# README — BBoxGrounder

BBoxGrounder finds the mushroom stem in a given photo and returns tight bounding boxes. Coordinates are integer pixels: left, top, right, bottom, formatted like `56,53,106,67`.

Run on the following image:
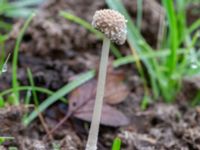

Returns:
86,37,110,150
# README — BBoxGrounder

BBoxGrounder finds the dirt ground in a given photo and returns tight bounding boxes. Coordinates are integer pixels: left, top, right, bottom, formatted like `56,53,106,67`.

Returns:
0,0,200,149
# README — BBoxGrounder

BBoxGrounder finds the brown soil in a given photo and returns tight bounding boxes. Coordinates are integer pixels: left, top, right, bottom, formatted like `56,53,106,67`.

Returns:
0,0,200,150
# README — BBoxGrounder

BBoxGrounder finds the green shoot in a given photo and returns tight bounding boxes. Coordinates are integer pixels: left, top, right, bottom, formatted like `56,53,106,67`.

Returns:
112,137,121,150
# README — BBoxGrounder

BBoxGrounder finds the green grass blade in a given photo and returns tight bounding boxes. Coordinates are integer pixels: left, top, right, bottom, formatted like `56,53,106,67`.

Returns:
23,70,95,126
27,68,39,106
136,0,143,31
9,0,44,8
112,137,121,150
189,19,200,34
0,0,42,18
113,49,186,67
24,89,31,105
5,8,36,18
0,42,5,74
12,13,35,105
176,0,187,45
162,0,178,74
22,90,32,120
0,86,67,102
0,34,9,43
60,11,101,37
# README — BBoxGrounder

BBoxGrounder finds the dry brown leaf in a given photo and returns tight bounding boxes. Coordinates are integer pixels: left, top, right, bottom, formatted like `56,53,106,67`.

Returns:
74,100,129,127
105,70,129,104
68,68,129,127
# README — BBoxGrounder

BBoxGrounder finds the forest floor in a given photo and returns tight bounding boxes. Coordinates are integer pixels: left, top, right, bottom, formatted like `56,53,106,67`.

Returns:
0,0,200,149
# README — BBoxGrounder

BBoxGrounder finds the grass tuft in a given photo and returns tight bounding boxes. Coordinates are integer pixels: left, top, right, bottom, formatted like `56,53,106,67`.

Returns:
11,13,35,105
106,0,200,103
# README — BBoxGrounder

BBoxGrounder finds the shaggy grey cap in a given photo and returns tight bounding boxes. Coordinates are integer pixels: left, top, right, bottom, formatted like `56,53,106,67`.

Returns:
92,9,127,45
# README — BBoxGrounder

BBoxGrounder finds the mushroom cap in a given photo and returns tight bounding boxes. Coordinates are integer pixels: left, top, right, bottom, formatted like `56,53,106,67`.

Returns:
92,9,127,45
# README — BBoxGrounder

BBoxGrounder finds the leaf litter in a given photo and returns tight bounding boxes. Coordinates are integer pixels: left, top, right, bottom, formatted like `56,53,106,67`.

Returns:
1,0,200,149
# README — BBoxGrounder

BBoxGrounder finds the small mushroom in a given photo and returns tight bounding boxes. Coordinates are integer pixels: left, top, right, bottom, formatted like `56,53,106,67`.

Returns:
86,9,127,150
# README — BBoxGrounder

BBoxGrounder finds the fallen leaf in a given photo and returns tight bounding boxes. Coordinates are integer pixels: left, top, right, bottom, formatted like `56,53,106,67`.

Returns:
68,68,129,127
105,70,129,104
74,100,129,127
69,79,97,113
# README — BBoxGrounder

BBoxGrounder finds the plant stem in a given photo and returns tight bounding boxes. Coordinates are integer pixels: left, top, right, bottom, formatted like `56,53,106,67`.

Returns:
86,37,110,150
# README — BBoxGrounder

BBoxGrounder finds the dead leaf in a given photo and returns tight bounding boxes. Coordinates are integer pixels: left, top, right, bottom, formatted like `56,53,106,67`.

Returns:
68,68,129,127
69,79,96,113
74,100,129,127
105,70,129,104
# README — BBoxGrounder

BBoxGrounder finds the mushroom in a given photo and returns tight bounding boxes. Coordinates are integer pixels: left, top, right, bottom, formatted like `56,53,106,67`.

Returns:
86,9,127,150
